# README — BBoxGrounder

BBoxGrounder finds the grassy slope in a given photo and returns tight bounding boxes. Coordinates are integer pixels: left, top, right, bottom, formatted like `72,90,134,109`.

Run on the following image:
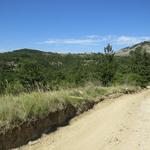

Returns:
0,84,140,131
116,41,150,56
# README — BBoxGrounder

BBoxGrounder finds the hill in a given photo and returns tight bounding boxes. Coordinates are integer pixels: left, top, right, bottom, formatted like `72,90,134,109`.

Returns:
116,41,150,56
0,45,150,95
0,48,105,94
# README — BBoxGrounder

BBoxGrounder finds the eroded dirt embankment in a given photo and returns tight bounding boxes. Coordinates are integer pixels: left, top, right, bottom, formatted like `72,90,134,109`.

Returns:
0,100,97,150
0,104,76,150
20,89,150,150
0,89,139,150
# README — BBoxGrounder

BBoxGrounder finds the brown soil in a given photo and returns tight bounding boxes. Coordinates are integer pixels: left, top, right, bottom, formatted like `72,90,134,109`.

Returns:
0,89,139,150
0,104,77,150
20,89,150,150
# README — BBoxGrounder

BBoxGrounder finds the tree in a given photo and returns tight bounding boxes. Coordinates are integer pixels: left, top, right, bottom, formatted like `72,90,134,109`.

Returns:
100,44,116,86
18,61,46,91
129,47,150,87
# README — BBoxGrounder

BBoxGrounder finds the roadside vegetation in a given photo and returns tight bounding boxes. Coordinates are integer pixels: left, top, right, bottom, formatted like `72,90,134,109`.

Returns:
0,44,150,131
0,84,140,131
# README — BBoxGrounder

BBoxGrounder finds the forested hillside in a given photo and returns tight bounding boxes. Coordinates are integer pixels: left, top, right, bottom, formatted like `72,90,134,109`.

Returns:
0,45,150,95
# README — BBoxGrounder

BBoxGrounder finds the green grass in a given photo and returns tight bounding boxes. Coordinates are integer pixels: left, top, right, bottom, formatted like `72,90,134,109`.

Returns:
0,84,139,130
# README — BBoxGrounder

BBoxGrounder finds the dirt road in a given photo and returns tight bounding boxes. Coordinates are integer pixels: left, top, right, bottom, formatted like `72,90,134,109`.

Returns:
19,89,150,150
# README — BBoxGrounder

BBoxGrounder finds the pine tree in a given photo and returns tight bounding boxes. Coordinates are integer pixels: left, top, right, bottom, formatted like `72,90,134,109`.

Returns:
101,44,116,86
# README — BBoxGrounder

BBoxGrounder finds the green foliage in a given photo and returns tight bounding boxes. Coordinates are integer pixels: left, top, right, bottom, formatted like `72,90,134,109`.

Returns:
113,72,141,86
129,47,150,87
0,49,103,94
5,81,25,95
0,85,138,128
0,45,150,95
100,44,116,86
18,61,46,91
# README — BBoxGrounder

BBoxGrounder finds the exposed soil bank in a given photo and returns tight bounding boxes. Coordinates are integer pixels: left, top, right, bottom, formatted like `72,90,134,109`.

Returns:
0,89,141,150
0,104,77,150
0,101,97,150
20,89,150,150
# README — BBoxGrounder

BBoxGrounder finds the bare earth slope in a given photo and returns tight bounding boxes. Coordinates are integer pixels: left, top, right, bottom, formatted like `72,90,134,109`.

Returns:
19,89,150,150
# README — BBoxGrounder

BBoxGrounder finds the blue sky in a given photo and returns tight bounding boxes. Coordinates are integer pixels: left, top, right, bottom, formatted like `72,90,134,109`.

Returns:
0,0,150,53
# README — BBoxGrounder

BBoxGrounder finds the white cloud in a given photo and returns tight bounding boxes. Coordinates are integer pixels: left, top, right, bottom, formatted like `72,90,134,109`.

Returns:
41,35,150,46
115,36,139,45
86,35,100,39
113,36,150,45
44,38,98,45
41,35,107,46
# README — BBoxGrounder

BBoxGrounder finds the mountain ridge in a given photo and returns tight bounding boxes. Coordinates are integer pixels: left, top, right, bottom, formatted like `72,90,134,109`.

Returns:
116,41,150,56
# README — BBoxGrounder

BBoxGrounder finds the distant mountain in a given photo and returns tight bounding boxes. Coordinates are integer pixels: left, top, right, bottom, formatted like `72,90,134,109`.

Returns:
116,41,150,56
13,48,43,54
